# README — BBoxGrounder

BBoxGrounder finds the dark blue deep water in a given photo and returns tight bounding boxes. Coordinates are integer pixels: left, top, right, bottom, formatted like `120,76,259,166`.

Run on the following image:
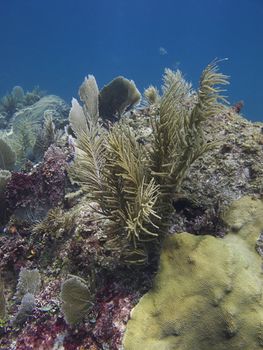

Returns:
0,0,263,121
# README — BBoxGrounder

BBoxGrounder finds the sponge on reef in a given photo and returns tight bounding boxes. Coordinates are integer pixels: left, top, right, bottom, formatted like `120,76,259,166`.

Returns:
123,196,263,350
99,76,141,120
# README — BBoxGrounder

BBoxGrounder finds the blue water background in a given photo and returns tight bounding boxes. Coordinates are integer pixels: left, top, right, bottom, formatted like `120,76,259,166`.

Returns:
0,0,262,121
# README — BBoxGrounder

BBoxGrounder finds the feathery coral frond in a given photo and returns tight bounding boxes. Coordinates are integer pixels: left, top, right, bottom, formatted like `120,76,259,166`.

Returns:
150,60,229,234
106,122,160,245
69,98,88,136
79,75,99,124
191,59,229,122
70,61,229,264
69,125,106,201
69,76,106,201
162,68,193,97
144,85,160,105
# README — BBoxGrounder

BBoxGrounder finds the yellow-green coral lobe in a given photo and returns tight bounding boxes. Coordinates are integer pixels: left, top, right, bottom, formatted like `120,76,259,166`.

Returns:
123,196,263,349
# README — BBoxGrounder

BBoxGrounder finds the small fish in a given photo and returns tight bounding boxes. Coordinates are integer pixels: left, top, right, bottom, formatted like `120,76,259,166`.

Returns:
159,47,168,55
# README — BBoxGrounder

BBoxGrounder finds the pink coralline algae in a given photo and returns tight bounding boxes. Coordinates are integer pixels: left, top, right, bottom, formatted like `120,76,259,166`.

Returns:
15,317,67,350
0,235,31,276
9,281,138,350
61,281,138,350
5,171,41,210
41,145,68,206
91,282,138,349
6,145,68,215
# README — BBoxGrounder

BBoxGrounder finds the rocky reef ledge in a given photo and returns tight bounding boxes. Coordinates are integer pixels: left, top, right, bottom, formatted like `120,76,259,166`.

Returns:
0,83,263,350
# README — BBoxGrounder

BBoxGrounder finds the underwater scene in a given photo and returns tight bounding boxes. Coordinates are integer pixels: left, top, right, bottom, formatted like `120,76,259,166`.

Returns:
0,0,263,349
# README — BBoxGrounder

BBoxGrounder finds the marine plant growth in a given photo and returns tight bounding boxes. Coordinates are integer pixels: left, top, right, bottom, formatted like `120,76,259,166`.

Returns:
13,268,41,325
69,61,229,264
98,76,141,120
60,275,96,325
0,85,44,121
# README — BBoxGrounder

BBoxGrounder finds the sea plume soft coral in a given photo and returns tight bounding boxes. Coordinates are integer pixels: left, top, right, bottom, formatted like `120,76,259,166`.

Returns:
69,61,229,264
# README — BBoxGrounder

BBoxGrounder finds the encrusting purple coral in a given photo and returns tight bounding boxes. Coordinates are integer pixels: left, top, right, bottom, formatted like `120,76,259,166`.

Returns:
0,278,138,350
41,145,68,206
0,235,31,278
5,171,42,210
6,145,68,218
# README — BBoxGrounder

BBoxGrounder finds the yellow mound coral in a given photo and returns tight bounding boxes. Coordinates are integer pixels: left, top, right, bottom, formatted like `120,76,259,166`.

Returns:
123,196,263,349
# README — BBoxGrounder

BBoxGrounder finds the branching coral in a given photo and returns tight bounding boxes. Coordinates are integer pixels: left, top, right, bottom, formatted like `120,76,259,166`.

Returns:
69,61,228,264
69,79,160,263
150,61,228,234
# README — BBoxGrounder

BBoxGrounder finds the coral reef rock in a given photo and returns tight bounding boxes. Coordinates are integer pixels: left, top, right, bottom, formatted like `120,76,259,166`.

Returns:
12,95,69,130
123,196,263,350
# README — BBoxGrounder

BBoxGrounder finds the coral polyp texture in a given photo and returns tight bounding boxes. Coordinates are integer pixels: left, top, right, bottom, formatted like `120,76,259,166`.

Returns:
123,196,263,350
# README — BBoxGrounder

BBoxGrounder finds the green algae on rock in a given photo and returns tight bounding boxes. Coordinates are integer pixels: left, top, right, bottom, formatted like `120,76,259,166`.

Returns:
123,196,263,350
